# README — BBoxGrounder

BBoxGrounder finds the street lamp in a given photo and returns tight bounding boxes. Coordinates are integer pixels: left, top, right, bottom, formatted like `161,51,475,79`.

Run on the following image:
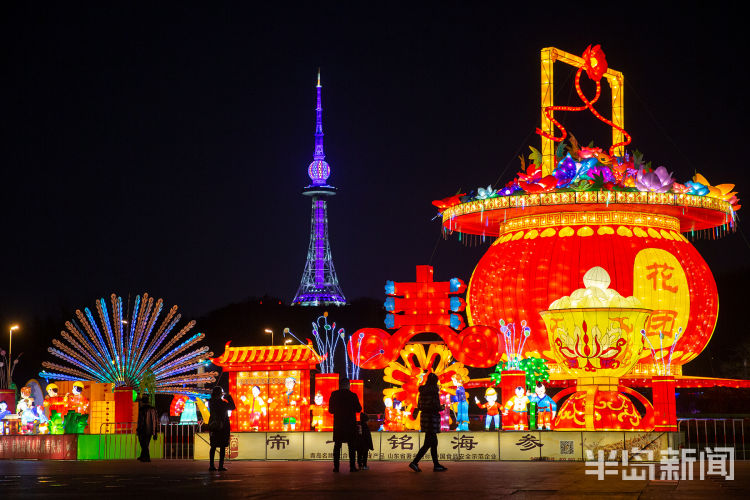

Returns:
8,325,19,383
264,328,274,346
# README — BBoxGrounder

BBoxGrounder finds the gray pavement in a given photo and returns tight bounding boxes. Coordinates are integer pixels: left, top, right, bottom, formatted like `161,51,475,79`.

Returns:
0,459,748,499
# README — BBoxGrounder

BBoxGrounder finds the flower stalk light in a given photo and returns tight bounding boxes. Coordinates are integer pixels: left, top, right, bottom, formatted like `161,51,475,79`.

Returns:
309,312,369,379
311,312,346,374
39,293,218,394
640,327,683,376
499,319,531,370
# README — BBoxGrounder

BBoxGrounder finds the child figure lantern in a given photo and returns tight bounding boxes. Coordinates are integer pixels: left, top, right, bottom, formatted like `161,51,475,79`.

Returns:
475,387,501,431
503,386,530,430
310,391,328,431
17,386,43,434
528,381,557,430
392,400,405,431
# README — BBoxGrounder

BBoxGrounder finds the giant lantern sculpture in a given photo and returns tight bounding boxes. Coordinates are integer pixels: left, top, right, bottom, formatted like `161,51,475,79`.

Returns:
351,45,743,433
437,45,739,431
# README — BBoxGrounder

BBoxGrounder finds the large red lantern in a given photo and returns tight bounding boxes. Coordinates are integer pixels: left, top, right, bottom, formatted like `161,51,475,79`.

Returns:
444,192,732,374
466,206,719,370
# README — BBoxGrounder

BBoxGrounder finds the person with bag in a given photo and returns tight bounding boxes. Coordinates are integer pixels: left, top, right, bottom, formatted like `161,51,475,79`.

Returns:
136,393,159,462
327,378,362,472
208,385,235,471
409,373,447,472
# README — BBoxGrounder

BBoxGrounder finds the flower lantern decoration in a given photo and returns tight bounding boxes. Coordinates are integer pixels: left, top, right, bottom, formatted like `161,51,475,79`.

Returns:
383,343,469,430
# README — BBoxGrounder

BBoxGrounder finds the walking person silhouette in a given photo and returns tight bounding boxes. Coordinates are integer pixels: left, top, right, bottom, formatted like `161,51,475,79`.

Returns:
409,373,447,472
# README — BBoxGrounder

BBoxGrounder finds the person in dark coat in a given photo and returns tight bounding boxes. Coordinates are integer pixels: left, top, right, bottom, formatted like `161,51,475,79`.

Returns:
327,378,362,472
136,394,158,462
208,385,236,471
409,373,447,472
355,412,374,470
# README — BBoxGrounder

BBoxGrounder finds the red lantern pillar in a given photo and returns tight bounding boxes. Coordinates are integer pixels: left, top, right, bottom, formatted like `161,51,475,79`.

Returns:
350,380,364,411
314,373,338,431
500,370,526,430
315,373,339,403
114,387,134,433
652,376,677,431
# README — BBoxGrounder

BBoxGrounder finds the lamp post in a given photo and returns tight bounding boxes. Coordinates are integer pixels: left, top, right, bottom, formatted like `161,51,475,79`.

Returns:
264,328,274,346
8,325,19,383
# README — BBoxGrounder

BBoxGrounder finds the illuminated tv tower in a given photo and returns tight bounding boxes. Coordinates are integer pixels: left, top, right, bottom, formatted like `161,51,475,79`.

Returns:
292,71,346,306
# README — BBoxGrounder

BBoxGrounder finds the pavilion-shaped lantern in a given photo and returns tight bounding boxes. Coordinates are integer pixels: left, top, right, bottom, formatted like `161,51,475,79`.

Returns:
212,341,322,432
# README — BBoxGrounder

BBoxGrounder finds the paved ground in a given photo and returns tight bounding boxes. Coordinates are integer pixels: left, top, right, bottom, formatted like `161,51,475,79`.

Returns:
0,460,748,499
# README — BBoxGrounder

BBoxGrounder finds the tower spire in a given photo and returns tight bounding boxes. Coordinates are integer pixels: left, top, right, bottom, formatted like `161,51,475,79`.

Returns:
313,69,325,161
307,69,330,186
293,71,346,307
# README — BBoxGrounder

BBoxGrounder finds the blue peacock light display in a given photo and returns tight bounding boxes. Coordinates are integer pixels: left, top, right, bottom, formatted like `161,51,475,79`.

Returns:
40,293,217,394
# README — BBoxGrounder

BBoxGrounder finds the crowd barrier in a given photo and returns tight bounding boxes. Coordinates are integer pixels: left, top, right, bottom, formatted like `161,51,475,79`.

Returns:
3,418,747,461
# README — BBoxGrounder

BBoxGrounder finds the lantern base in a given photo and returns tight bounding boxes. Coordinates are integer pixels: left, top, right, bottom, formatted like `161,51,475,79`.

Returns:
554,386,654,431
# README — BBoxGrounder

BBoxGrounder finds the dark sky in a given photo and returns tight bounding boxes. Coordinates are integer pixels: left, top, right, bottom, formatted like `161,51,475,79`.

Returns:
1,2,748,331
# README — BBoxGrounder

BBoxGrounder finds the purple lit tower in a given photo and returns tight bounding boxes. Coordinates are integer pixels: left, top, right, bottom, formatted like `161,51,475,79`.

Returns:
292,71,346,306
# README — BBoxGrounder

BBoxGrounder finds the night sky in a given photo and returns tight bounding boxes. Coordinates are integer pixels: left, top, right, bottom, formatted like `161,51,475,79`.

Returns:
1,4,749,378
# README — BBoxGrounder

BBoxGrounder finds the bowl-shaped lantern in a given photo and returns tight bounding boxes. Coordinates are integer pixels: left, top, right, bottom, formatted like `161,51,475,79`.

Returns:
539,267,654,430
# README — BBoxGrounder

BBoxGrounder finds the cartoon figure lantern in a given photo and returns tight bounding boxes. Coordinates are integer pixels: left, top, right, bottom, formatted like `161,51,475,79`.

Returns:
451,375,469,431
17,386,44,434
242,385,267,431
310,391,328,431
474,387,501,431
503,386,530,430
392,400,405,431
44,383,66,416
269,377,307,431
528,381,557,430
63,381,89,434
382,397,400,431
43,383,66,434
0,400,10,432
170,395,189,417
0,400,9,420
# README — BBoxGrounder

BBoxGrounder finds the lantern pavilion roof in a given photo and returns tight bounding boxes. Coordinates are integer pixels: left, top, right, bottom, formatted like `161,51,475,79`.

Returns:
211,341,323,371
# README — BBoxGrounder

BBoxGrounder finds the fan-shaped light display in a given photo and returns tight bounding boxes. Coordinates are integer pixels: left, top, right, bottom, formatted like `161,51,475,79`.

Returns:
40,293,217,394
